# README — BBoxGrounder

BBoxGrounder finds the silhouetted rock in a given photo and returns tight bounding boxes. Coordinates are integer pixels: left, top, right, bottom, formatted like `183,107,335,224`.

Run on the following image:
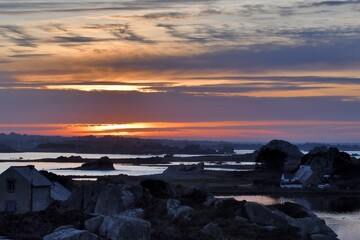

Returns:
200,223,225,240
163,162,204,176
166,199,193,221
43,225,98,240
244,202,288,227
118,208,144,219
76,157,115,170
94,185,135,215
140,179,175,199
0,179,340,240
64,182,104,212
311,233,338,240
84,216,104,235
99,215,151,240
256,140,304,172
302,147,354,176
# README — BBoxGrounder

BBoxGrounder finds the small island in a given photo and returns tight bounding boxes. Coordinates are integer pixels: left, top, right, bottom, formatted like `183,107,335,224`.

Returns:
75,156,115,170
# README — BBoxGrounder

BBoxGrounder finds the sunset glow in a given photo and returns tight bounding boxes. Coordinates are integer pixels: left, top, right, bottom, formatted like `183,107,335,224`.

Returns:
1,0,360,141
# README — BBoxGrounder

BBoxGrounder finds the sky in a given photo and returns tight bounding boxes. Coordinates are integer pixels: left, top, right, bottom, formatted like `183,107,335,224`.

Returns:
0,0,360,142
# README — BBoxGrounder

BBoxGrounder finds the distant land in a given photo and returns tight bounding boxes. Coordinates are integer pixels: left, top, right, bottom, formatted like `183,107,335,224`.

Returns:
0,133,360,154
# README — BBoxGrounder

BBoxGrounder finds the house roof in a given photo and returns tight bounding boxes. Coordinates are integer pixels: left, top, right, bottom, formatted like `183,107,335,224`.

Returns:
10,166,53,187
50,181,71,201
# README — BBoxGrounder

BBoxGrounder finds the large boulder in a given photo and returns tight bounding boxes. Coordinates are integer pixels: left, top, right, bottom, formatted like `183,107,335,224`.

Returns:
166,199,193,221
65,182,103,212
256,140,304,172
163,163,204,176
311,233,338,240
200,223,225,240
244,202,288,227
84,216,104,234
245,202,337,238
302,147,353,176
288,216,337,237
76,157,115,170
43,226,98,240
274,202,337,237
140,179,175,199
99,215,151,240
95,185,135,215
118,208,145,219
123,184,150,205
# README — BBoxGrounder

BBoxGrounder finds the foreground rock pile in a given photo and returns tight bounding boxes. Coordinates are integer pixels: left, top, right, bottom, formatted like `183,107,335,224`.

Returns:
0,179,338,240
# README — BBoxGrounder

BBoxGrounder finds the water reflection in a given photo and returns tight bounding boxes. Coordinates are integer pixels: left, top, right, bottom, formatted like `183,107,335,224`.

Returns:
219,195,360,240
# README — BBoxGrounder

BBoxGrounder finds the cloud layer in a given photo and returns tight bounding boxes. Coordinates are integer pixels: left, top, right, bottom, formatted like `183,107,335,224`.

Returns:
0,0,360,141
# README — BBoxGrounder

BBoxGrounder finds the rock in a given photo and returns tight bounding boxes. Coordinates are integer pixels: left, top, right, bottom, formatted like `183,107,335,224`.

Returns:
289,216,337,237
235,216,248,223
302,147,353,177
99,215,151,240
181,187,210,206
84,216,104,234
244,202,288,228
310,233,338,240
76,157,115,170
118,208,144,219
43,226,98,240
94,185,135,215
256,139,304,172
272,201,313,218
245,201,337,238
65,182,103,212
163,163,204,176
166,199,193,220
200,223,225,240
123,184,149,204
203,196,217,208
140,179,175,199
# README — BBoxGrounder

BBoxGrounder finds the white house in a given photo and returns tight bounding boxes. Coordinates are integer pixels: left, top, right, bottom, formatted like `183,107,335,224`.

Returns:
280,165,316,188
0,165,71,213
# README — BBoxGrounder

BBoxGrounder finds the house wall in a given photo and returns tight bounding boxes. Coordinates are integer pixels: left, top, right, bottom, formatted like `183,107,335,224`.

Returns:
32,186,52,211
0,169,31,213
0,168,52,213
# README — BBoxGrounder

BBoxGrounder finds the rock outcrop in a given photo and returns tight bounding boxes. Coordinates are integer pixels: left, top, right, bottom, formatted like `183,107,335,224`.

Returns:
84,216,104,235
166,199,193,221
76,157,115,170
140,179,175,199
200,223,225,240
256,139,304,172
94,185,135,215
244,202,289,227
43,226,98,240
302,147,353,176
99,215,151,240
163,162,204,176
0,179,339,240
245,201,337,238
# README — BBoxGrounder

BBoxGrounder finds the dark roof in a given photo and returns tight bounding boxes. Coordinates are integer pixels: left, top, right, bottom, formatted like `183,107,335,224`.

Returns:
9,166,52,187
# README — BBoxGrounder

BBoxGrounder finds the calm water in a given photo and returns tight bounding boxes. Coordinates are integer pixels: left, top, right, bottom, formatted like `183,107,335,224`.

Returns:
0,152,165,160
0,151,253,176
0,152,233,160
0,150,358,160
221,195,360,240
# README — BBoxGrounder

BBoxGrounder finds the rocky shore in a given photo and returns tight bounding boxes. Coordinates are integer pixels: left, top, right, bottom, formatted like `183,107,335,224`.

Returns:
0,178,338,240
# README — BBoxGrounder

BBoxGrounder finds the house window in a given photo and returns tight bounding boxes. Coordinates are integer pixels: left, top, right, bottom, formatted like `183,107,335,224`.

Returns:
7,179,16,192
